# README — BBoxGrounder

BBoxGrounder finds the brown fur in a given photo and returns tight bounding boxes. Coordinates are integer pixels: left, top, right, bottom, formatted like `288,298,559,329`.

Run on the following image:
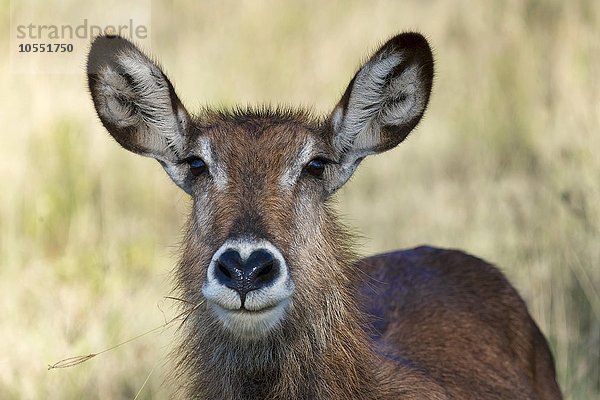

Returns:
86,33,562,399
168,111,561,399
360,247,562,399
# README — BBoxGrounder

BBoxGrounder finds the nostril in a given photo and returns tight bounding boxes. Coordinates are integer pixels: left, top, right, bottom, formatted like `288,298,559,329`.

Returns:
217,261,233,279
214,250,243,285
256,261,276,282
246,250,279,287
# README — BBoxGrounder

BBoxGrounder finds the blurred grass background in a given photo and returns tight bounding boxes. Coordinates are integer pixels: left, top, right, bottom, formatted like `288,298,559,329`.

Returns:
1,0,598,398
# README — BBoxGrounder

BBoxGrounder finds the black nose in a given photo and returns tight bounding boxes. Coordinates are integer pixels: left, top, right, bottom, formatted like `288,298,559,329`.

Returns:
214,249,279,306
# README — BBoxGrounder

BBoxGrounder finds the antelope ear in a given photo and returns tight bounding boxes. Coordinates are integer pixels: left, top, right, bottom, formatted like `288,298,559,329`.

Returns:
87,35,193,194
326,33,434,193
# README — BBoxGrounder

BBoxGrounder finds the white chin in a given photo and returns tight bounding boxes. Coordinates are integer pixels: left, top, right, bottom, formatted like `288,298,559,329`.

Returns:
209,300,289,339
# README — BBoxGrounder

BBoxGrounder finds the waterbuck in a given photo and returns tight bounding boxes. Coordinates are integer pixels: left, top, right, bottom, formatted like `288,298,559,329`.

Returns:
87,32,562,399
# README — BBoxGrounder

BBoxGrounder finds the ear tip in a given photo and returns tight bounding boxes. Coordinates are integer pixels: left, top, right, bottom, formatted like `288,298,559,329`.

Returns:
393,31,430,44
387,32,434,66
89,34,134,49
387,32,431,51
87,35,136,74
384,32,435,87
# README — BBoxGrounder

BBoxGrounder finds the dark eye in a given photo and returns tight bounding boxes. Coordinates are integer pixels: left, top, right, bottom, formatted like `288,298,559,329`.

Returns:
188,158,208,176
303,158,326,178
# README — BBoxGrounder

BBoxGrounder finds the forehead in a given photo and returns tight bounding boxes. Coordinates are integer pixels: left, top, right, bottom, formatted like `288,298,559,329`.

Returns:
188,108,329,164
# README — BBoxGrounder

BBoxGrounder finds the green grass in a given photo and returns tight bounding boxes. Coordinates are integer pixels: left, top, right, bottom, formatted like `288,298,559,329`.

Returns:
1,0,598,398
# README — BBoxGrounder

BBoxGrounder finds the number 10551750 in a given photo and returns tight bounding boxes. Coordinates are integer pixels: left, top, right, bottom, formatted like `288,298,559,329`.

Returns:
18,43,73,53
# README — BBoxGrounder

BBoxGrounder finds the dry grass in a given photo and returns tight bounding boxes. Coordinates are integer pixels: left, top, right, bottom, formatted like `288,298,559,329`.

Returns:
1,0,598,398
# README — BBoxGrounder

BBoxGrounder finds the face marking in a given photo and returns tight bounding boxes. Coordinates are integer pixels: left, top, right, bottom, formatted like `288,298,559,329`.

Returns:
202,238,295,339
209,298,291,340
197,137,228,189
279,137,316,189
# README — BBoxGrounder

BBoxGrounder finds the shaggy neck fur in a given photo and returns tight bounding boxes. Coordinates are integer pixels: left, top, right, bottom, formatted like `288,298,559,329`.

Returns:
172,213,384,400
